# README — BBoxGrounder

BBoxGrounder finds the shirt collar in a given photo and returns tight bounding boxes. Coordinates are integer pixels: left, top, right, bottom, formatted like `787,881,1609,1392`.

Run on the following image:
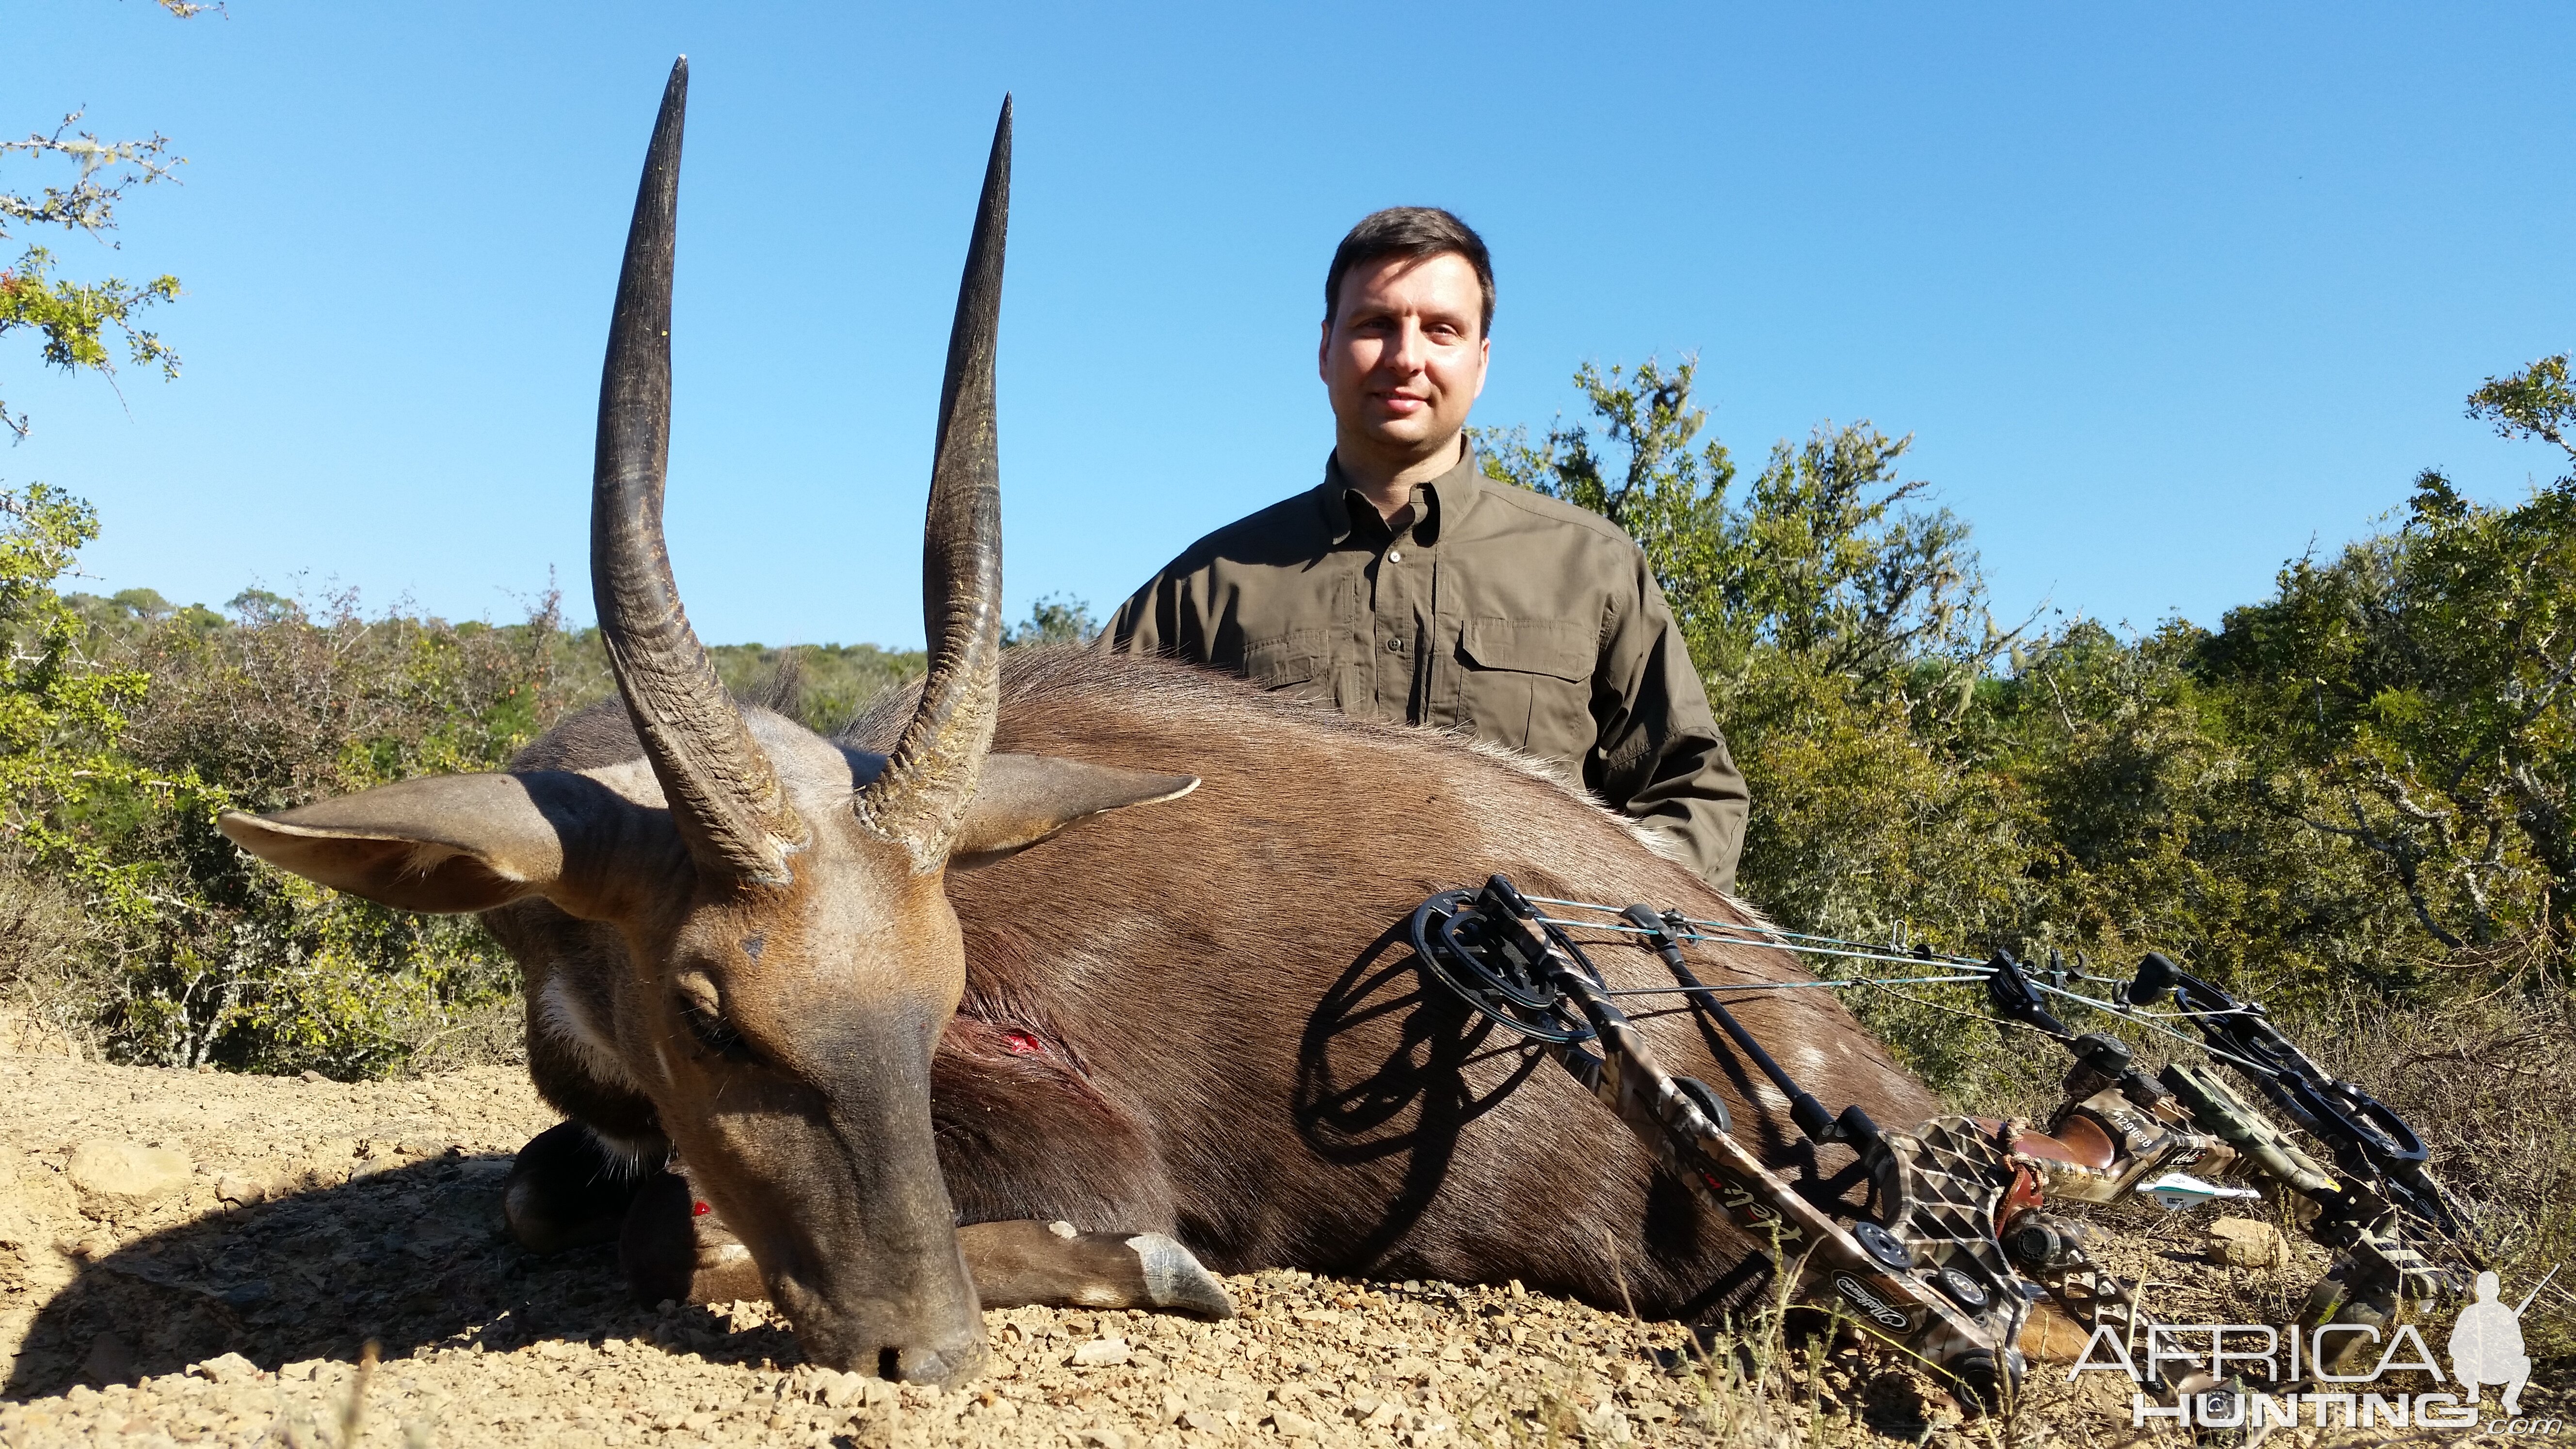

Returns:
1317,441,1483,547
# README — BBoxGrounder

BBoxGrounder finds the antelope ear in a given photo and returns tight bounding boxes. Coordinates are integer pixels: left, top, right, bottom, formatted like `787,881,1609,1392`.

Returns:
218,771,639,917
948,753,1199,870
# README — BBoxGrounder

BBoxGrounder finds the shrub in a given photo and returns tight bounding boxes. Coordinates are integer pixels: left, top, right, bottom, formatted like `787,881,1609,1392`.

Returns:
0,492,576,1075
1480,354,2576,1128
86,589,570,1074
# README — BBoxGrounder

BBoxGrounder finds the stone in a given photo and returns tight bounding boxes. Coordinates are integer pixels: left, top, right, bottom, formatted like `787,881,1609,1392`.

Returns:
217,1279,273,1310
1270,1409,1320,1439
818,1371,864,1408
306,1139,358,1188
2206,1217,2288,1268
81,1332,135,1385
1071,1336,1131,1367
187,1352,259,1386
1578,1403,1633,1442
64,1140,192,1217
1078,1430,1127,1449
214,1173,265,1207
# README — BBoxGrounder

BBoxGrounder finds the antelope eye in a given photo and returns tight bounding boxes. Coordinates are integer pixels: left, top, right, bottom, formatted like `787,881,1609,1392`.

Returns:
676,991,759,1065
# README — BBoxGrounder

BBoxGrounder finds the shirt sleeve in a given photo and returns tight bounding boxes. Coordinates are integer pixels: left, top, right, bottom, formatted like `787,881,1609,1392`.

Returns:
1587,548,1751,894
1100,566,1176,658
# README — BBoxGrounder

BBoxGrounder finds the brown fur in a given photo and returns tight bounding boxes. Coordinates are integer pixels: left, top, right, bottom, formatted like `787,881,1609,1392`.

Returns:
492,646,1939,1324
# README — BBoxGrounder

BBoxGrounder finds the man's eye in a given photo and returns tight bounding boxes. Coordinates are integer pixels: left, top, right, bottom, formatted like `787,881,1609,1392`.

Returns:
678,996,759,1064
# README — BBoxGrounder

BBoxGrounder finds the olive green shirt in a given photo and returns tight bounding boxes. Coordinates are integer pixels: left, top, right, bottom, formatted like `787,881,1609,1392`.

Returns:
1102,445,1749,892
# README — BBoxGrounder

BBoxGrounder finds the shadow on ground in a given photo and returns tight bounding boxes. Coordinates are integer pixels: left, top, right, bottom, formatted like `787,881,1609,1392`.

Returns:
3,1153,800,1400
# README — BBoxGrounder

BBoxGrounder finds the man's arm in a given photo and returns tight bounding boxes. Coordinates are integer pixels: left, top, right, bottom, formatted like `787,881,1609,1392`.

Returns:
1587,549,1751,895
1099,568,1177,657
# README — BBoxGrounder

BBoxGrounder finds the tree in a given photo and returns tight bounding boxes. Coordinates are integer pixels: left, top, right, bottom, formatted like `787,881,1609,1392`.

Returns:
1,2,209,439
0,483,167,906
1475,356,2001,716
1476,360,2030,993
2193,358,2576,955
1003,593,1099,647
1473,349,2566,1087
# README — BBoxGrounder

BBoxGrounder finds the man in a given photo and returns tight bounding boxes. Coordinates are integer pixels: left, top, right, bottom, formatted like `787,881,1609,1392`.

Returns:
1101,207,1749,892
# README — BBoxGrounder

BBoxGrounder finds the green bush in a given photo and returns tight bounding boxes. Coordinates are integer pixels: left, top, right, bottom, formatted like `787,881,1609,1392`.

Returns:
93,589,575,1074
0,502,944,1076
1479,353,2576,1092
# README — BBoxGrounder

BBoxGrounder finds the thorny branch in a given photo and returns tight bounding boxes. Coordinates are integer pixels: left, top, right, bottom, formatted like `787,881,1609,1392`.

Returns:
0,111,184,244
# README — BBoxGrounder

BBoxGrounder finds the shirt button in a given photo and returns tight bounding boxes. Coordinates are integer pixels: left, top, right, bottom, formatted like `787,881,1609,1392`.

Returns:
1386,637,1405,653
1386,548,1403,563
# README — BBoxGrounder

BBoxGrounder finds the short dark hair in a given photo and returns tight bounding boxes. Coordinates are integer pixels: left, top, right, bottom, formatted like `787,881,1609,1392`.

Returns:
1324,207,1495,338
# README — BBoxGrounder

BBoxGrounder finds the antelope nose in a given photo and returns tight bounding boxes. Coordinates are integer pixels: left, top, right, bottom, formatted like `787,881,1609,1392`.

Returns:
879,1328,988,1387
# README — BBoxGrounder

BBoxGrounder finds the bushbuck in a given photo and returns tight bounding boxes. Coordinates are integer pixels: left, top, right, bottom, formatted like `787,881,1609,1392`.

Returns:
220,61,1942,1386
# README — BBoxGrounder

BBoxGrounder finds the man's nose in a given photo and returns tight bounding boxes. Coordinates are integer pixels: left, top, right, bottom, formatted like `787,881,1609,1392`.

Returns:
1381,319,1428,373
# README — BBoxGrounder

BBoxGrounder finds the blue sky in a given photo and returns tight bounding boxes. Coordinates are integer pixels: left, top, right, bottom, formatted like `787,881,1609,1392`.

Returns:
8,3,2573,649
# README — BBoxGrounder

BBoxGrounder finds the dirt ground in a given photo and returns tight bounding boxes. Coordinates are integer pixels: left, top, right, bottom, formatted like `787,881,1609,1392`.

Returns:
0,1025,2551,1448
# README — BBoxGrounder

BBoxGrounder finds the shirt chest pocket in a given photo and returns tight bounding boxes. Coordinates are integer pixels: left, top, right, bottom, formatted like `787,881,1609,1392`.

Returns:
1454,617,1595,761
1240,629,1336,704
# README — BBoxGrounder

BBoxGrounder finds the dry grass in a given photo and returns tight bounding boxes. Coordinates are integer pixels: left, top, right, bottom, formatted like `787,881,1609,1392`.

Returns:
0,863,112,1060
2297,987,2576,1356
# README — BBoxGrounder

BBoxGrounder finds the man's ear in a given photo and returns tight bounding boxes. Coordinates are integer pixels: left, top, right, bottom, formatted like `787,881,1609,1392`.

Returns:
218,771,641,917
950,754,1199,870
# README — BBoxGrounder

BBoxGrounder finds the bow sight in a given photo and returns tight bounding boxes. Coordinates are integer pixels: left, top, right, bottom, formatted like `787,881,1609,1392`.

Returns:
1410,875,2488,1410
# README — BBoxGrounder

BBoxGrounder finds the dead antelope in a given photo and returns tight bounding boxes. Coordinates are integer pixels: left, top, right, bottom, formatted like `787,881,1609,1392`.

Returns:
222,61,1942,1386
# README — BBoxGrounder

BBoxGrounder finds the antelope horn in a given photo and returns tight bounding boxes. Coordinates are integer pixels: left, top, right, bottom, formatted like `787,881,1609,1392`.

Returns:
594,57,807,883
856,97,1011,871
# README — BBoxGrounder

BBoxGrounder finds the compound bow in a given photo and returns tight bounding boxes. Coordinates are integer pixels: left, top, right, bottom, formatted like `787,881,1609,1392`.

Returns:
1408,875,2491,1408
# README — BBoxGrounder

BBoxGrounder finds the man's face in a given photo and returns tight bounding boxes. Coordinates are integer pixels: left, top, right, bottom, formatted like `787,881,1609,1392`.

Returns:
1319,252,1490,460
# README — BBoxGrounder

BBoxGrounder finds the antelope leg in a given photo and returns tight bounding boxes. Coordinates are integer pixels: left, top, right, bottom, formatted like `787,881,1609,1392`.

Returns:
960,1219,1235,1319
619,1170,762,1306
502,1121,654,1255
617,1173,1233,1318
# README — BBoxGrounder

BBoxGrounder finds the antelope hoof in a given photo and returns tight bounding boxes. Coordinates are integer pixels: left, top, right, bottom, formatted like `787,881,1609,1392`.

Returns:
503,1122,650,1255
619,1170,764,1306
959,1220,1237,1319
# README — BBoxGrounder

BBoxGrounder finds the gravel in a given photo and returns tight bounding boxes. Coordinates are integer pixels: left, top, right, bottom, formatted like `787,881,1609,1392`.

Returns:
8,1032,2523,1447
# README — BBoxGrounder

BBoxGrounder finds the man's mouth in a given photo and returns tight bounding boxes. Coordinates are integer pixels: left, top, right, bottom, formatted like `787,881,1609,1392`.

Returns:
1375,393,1429,414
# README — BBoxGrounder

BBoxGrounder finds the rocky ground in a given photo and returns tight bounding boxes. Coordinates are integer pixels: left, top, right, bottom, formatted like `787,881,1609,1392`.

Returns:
0,1029,2552,1447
